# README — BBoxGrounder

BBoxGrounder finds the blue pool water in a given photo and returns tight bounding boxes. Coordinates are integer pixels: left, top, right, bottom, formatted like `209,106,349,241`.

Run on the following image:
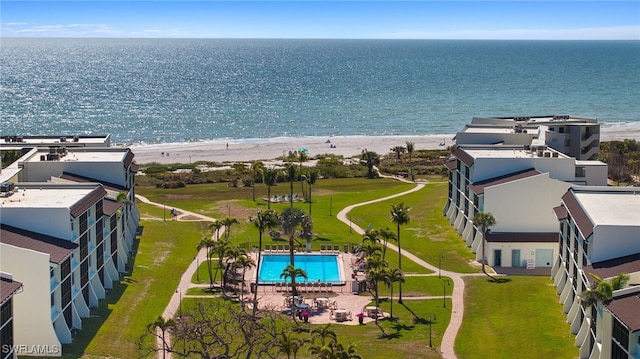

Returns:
258,254,342,284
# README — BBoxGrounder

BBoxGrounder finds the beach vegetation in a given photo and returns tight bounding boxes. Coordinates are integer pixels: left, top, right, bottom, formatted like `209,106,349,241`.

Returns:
390,203,411,304
360,150,381,178
599,139,640,185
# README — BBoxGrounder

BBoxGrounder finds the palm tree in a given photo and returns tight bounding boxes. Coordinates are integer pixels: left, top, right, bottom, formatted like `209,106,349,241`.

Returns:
386,268,404,319
211,238,232,288
581,272,630,307
378,228,396,262
390,203,411,304
197,237,216,287
360,150,380,178
333,342,362,359
303,169,319,216
249,209,279,318
390,146,406,160
250,161,264,202
280,264,307,297
280,207,308,266
285,162,297,207
276,330,305,359
209,220,223,240
148,316,175,359
262,167,279,210
473,211,496,276
232,253,255,304
298,151,308,195
309,325,338,356
406,141,415,180
366,265,390,324
222,217,239,239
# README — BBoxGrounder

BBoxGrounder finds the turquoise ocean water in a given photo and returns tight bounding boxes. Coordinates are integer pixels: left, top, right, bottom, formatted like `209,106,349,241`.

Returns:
1,39,638,144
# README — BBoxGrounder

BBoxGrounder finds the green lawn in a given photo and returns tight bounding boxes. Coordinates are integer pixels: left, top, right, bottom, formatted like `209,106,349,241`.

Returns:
68,177,577,358
456,276,577,359
64,206,205,358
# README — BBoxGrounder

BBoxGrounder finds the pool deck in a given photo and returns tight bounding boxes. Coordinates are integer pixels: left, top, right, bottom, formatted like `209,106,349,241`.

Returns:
243,251,383,325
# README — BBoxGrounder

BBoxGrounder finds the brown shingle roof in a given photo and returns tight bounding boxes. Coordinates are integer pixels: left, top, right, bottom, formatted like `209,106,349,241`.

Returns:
103,198,123,216
605,290,640,332
553,205,568,220
60,172,128,192
468,168,540,194
0,224,77,264
583,252,640,285
486,232,558,243
561,189,594,239
452,147,474,167
123,149,135,168
69,185,107,218
0,276,23,305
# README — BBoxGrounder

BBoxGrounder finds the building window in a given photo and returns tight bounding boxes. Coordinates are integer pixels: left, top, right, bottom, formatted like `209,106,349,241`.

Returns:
612,318,629,350
575,167,586,178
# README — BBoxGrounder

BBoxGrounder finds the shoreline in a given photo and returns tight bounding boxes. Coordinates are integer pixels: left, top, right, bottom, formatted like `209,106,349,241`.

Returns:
127,126,640,165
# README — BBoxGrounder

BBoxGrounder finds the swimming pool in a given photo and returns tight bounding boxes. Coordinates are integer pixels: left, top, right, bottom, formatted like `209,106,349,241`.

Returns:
258,254,343,284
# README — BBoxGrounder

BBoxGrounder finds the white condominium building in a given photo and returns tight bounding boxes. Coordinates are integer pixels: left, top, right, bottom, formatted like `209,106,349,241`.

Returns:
551,186,640,359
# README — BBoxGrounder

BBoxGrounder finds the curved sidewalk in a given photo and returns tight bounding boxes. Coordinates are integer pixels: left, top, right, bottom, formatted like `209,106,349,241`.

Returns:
335,179,463,359
140,175,466,359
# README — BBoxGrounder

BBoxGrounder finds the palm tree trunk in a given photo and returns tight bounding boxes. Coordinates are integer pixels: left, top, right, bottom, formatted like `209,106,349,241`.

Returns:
397,225,403,304
252,232,263,319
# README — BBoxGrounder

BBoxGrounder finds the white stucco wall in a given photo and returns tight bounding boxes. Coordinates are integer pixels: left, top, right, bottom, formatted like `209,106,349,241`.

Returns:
484,173,571,233
0,208,71,240
0,244,62,357
591,225,640,263
486,241,557,267
473,156,576,183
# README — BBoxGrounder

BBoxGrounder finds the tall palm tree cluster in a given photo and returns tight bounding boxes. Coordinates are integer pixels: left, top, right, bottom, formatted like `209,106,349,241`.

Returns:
355,203,411,320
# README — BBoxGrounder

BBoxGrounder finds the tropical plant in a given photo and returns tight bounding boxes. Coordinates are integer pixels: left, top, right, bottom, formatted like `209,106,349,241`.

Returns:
148,316,175,359
391,146,406,160
221,217,239,240
473,211,496,276
249,209,279,318
285,162,297,207
251,161,264,202
360,150,380,178
277,330,306,359
263,167,279,210
366,265,390,324
303,169,319,216
211,238,232,287
197,237,216,287
406,141,415,180
280,207,309,265
298,151,309,195
580,272,630,307
209,220,223,240
386,268,404,319
280,264,308,297
378,227,396,262
309,325,338,355
232,253,255,304
390,202,411,304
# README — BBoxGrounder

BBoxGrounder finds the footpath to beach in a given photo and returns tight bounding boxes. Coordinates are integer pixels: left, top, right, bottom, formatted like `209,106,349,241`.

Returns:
139,171,469,359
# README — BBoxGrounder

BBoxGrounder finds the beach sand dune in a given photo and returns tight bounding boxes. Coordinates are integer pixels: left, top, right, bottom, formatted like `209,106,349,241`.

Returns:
128,126,639,165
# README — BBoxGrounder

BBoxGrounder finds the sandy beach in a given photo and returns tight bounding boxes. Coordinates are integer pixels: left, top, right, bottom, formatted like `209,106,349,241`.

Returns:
128,126,640,165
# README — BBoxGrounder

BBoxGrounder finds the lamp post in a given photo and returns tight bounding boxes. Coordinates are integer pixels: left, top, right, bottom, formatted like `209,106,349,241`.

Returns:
429,314,437,347
443,279,450,308
163,203,166,222
176,288,182,318
439,254,443,279
329,196,333,216
196,256,200,282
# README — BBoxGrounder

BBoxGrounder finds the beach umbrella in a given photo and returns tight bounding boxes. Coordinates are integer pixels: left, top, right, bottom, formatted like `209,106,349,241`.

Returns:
299,147,308,153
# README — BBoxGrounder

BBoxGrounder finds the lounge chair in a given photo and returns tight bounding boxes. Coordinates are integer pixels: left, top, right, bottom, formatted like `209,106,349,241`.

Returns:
320,245,326,253
284,244,290,251
333,245,339,253
264,244,271,252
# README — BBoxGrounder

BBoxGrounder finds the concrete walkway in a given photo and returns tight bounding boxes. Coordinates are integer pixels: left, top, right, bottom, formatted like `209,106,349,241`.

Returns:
138,174,468,359
335,177,463,359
